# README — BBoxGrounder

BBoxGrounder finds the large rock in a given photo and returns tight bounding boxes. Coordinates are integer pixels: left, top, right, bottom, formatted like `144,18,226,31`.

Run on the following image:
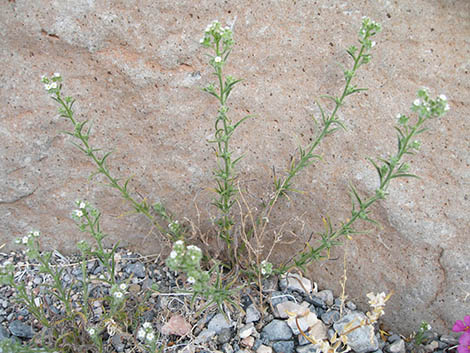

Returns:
0,0,468,335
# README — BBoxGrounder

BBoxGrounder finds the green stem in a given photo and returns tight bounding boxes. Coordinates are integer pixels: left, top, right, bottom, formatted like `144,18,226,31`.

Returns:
275,44,367,200
281,115,428,272
55,95,167,236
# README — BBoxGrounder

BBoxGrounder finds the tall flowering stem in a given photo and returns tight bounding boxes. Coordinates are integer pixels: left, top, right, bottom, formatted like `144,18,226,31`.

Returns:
273,17,382,199
279,89,449,272
41,74,169,238
201,21,250,246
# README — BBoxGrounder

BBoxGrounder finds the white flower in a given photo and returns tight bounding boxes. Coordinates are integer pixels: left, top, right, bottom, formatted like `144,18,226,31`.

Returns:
444,103,450,111
53,72,61,78
44,83,52,90
32,231,40,237
22,236,29,244
50,82,57,89
214,56,222,63
113,291,123,299
413,99,421,106
187,245,201,252
261,268,266,275
439,94,447,101
371,41,376,47
79,202,86,209
146,332,155,342
142,322,152,329
170,251,177,259
187,276,195,284
119,283,127,291
137,328,146,339
200,38,205,43
74,210,83,218
175,240,184,246
88,328,96,336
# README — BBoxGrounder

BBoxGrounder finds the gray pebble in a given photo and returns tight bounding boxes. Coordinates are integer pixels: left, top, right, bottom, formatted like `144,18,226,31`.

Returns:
305,295,326,309
388,339,405,353
0,326,9,340
111,333,125,352
316,290,334,306
334,312,378,353
195,329,216,344
125,262,146,278
320,310,340,325
8,320,34,338
296,345,317,353
217,327,232,344
208,313,232,334
245,304,261,323
439,335,458,345
262,320,293,341
273,340,294,353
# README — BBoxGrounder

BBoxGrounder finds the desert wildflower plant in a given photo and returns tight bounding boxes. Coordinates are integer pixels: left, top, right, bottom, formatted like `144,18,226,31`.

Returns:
453,316,470,353
0,17,453,352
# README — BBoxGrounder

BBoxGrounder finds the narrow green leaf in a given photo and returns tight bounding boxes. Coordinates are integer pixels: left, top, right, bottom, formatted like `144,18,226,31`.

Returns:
349,183,363,205
233,115,253,130
390,173,419,179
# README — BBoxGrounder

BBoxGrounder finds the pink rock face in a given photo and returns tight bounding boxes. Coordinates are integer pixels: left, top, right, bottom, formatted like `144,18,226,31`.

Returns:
0,0,469,336
161,315,192,337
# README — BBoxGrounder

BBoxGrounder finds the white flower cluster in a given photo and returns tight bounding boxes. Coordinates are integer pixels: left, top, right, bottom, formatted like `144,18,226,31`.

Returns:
358,17,381,51
414,94,450,112
199,20,234,51
412,89,450,118
168,220,181,234
87,327,97,336
260,260,273,276
15,230,40,245
360,17,382,37
111,283,128,301
168,241,203,267
41,73,61,92
137,322,156,343
72,199,95,221
166,240,208,289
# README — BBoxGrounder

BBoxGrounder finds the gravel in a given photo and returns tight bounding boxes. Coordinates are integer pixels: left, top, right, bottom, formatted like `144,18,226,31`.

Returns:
0,248,460,353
